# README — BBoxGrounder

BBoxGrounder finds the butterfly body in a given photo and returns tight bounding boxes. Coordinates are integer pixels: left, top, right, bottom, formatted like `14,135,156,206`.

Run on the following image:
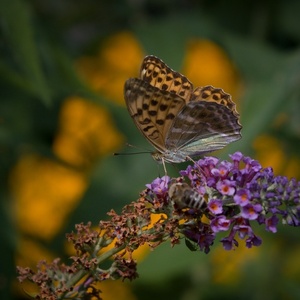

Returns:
124,55,242,164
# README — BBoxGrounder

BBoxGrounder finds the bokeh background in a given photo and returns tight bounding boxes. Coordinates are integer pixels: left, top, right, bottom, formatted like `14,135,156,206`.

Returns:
1,0,300,299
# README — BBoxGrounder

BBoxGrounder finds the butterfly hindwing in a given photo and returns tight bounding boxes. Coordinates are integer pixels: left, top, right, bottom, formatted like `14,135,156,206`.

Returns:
166,100,242,155
191,86,240,118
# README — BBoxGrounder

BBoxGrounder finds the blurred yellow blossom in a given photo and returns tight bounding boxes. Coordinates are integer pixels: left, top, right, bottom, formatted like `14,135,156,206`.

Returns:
183,39,241,100
76,31,144,103
93,280,137,300
283,245,300,279
253,135,285,173
15,238,55,270
77,34,240,107
11,96,123,241
253,134,300,178
211,239,259,285
53,96,123,169
10,154,87,239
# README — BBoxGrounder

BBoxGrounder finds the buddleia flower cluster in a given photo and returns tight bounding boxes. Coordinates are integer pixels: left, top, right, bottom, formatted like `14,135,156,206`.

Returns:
145,152,300,253
17,152,300,299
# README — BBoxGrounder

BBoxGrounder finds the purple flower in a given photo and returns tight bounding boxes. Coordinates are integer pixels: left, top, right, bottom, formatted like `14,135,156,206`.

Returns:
284,213,300,227
184,224,215,254
146,176,170,196
241,204,262,220
234,224,253,239
201,156,219,167
229,151,243,163
234,189,251,206
180,165,197,181
265,215,279,233
216,179,235,196
220,232,239,250
208,199,223,215
210,216,231,232
196,157,219,178
144,152,300,253
243,156,262,173
246,234,262,248
211,161,232,178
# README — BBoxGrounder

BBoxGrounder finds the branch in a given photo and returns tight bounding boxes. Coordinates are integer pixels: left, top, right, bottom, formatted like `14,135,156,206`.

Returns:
17,152,300,299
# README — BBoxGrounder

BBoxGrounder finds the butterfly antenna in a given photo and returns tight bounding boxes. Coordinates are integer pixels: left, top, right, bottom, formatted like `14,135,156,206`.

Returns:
113,151,151,156
125,143,152,152
113,143,152,156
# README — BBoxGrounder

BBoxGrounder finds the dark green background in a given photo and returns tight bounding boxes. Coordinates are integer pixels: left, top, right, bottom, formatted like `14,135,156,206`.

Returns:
1,0,300,299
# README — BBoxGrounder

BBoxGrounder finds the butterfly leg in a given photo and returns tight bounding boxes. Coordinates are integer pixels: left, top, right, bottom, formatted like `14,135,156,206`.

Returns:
186,156,207,183
162,158,168,176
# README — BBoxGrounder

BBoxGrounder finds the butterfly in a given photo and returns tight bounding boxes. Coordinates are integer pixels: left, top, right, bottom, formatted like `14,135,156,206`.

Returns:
124,55,242,168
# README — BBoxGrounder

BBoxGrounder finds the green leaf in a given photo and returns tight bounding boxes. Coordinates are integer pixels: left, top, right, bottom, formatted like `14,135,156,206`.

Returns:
0,0,51,105
185,238,198,252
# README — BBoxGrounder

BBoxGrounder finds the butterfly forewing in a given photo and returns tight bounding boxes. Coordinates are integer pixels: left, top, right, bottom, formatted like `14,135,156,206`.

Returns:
124,78,186,152
140,55,193,101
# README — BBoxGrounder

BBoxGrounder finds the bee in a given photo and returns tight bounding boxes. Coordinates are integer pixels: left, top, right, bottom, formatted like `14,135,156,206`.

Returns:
168,182,206,211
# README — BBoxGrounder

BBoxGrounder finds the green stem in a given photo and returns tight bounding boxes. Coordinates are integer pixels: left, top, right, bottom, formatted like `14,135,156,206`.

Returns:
96,244,126,264
59,244,126,299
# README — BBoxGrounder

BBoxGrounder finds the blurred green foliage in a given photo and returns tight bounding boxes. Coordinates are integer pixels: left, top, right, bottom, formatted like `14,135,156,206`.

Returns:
1,0,300,299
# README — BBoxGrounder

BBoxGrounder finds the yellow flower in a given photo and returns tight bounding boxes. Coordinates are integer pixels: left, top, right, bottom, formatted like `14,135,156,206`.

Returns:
253,134,300,178
53,96,124,169
210,239,259,285
10,154,87,240
283,245,300,279
76,31,144,104
183,39,241,100
92,280,137,300
77,33,240,108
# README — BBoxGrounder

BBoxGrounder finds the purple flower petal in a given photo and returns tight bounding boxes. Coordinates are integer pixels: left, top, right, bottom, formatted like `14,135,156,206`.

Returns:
241,204,262,220
234,189,251,207
216,180,236,196
208,199,223,215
